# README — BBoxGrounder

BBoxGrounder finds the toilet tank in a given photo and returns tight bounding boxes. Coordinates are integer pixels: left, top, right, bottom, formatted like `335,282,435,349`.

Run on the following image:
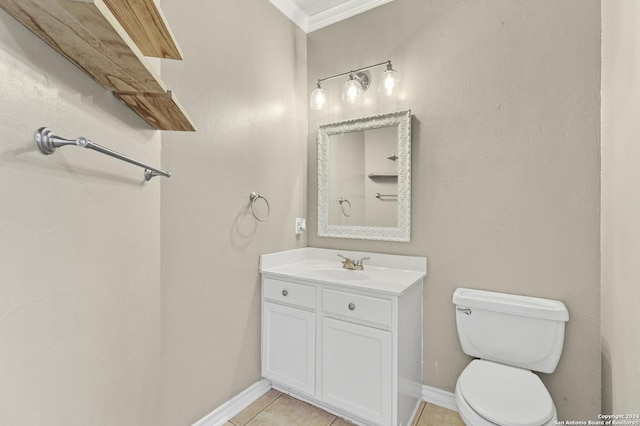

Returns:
453,288,569,374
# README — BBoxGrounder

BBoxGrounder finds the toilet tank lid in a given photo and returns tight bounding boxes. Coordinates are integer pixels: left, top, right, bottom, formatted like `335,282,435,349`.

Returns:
453,288,569,321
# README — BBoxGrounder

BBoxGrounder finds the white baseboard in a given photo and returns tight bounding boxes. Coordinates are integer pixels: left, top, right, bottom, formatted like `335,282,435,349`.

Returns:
192,380,457,426
422,384,458,412
192,379,272,426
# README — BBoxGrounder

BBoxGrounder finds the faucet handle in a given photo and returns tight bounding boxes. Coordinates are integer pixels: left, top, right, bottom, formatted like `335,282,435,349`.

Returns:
355,256,370,266
337,254,358,269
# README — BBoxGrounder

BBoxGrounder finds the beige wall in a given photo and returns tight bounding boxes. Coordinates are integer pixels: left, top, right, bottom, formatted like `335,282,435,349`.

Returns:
0,1,306,425
307,0,601,420
0,10,162,426
159,1,307,424
601,0,640,413
1,0,609,423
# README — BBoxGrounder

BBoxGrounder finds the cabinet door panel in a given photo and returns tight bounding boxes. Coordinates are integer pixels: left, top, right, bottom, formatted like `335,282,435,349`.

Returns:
263,302,315,395
322,317,392,426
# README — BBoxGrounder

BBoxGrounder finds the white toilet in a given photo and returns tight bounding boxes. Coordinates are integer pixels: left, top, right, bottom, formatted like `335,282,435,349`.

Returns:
452,288,569,426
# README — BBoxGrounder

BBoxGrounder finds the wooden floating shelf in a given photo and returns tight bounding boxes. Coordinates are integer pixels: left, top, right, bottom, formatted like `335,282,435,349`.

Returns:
102,0,183,60
0,0,195,132
115,91,195,132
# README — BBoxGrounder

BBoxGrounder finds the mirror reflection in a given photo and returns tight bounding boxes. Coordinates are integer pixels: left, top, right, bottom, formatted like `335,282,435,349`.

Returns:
328,126,398,227
318,110,412,242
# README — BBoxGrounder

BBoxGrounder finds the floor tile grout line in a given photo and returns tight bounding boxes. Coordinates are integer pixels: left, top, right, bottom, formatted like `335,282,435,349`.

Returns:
240,392,284,425
232,392,463,426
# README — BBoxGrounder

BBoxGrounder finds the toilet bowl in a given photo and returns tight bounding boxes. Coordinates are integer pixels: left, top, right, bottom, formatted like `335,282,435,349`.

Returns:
452,288,569,426
455,360,557,426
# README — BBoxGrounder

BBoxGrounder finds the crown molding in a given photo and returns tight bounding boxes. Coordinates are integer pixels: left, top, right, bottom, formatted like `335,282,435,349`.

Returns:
307,0,393,32
269,0,394,33
269,0,309,31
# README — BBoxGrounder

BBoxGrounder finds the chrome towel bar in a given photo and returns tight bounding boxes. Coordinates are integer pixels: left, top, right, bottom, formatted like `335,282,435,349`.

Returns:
34,127,171,181
375,192,398,199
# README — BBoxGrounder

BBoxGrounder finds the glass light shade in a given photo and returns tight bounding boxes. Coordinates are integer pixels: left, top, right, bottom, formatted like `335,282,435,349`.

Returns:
310,85,328,110
379,68,400,96
342,77,363,104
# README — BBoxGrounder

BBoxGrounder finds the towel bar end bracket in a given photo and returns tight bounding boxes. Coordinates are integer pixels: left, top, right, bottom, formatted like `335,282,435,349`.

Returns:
35,127,78,155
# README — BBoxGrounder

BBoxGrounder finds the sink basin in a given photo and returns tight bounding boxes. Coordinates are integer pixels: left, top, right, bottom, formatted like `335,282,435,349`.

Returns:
260,248,427,294
307,268,370,281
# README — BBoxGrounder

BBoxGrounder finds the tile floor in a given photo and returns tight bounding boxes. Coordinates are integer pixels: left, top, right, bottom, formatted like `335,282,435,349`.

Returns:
225,389,465,426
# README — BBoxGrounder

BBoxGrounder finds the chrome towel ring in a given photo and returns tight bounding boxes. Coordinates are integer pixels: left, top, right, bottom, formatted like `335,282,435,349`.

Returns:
338,197,351,217
250,192,270,221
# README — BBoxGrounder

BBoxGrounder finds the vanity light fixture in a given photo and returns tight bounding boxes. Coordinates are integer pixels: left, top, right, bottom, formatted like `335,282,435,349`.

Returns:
342,73,365,104
379,61,400,96
310,60,400,110
310,82,328,110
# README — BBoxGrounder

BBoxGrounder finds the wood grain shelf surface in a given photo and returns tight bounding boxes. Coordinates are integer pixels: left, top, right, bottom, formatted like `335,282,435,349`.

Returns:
115,91,196,132
103,0,183,60
0,0,194,131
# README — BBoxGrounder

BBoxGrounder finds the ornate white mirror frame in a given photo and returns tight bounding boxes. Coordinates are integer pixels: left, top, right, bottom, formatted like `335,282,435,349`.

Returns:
317,109,412,242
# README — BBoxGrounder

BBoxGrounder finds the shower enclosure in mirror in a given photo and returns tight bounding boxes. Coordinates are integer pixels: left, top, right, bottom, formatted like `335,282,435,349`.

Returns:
317,109,411,241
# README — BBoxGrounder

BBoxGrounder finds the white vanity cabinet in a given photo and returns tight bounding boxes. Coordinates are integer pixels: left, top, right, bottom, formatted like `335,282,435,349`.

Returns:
262,278,316,396
260,248,426,426
322,287,395,424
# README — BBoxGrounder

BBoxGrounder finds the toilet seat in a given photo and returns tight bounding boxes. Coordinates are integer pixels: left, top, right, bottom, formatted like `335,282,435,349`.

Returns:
457,359,555,426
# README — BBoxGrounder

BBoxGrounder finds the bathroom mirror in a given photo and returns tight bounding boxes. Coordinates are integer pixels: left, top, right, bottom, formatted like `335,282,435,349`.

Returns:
318,109,411,241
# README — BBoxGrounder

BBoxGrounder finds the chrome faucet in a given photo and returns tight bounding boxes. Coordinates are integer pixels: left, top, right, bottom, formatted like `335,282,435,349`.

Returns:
337,254,370,270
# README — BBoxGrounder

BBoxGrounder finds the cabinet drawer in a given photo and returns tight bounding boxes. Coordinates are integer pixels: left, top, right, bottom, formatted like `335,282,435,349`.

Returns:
322,289,392,328
263,277,315,310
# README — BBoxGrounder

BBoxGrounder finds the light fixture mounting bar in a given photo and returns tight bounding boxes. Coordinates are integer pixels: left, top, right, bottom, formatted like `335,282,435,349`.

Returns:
316,60,391,84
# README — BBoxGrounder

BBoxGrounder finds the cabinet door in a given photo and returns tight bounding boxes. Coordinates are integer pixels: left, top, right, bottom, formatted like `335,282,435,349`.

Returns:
322,317,392,426
262,302,315,395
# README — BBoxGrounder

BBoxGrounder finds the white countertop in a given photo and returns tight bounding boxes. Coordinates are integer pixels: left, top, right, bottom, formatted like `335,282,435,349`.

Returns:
260,248,427,296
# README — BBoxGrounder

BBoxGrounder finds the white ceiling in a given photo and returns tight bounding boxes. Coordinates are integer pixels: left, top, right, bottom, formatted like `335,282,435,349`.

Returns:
269,0,394,33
